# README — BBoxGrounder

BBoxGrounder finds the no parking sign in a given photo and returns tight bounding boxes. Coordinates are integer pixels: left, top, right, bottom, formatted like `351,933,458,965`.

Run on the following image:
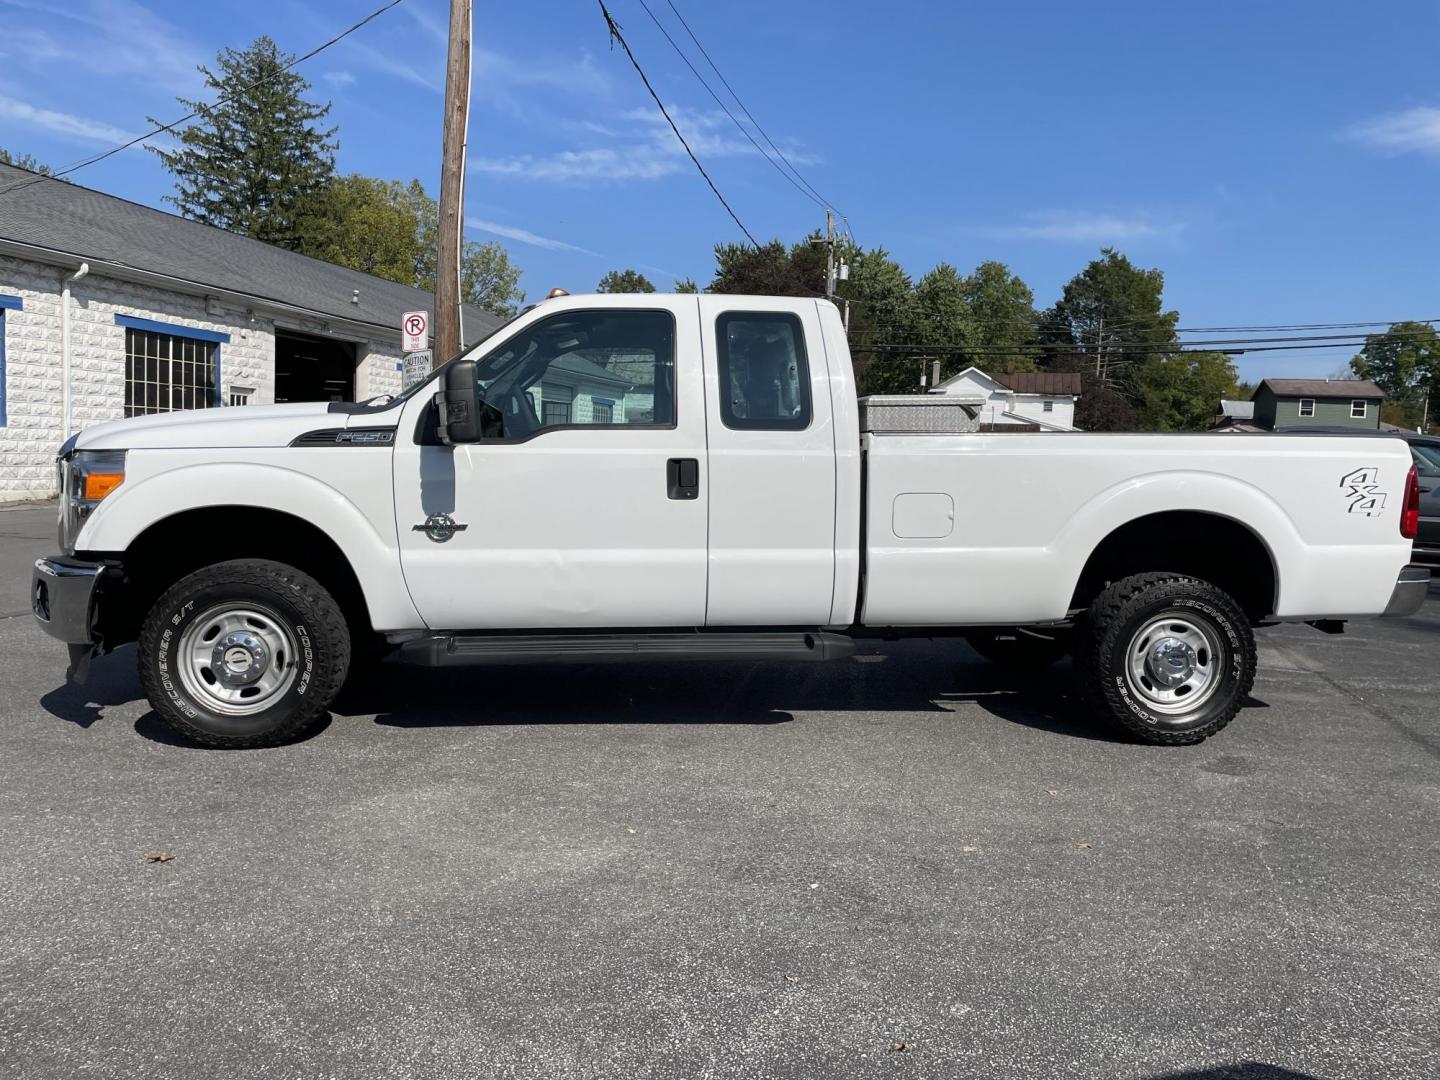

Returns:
402,310,429,353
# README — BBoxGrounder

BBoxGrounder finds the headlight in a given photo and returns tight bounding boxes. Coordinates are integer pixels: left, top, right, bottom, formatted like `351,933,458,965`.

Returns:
58,449,126,554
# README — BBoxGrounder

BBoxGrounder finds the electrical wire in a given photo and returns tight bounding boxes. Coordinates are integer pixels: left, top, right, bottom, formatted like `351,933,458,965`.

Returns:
0,0,408,201
599,0,758,247
657,0,850,236
634,0,823,212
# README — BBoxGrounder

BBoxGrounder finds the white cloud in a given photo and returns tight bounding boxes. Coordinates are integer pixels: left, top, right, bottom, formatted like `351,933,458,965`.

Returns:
982,211,1185,243
472,104,816,184
0,93,133,144
472,147,681,183
465,217,601,256
322,70,357,88
1349,106,1440,155
0,0,207,95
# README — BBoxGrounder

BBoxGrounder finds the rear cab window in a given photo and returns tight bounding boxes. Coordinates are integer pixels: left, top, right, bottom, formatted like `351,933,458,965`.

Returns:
715,312,811,431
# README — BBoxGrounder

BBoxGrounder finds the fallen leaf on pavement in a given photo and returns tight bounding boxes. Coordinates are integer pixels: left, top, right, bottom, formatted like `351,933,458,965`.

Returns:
960,845,979,853
143,852,174,863
1045,789,1058,796
888,1042,909,1053
1075,842,1091,850
786,976,799,983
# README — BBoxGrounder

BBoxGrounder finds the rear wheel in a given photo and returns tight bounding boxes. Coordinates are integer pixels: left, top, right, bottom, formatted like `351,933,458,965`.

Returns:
138,558,350,748
1076,572,1255,745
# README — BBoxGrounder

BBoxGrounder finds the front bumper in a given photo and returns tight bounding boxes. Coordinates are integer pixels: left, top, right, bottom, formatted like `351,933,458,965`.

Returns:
31,556,106,680
1383,564,1432,617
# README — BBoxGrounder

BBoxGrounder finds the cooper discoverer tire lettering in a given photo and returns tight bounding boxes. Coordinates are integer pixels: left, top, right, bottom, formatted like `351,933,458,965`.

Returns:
138,559,350,749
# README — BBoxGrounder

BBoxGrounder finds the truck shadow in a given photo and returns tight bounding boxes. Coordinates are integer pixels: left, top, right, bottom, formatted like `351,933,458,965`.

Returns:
38,644,141,729
344,640,1134,744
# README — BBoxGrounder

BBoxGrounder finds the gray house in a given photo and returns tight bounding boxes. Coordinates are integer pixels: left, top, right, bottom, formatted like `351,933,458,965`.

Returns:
1251,378,1384,431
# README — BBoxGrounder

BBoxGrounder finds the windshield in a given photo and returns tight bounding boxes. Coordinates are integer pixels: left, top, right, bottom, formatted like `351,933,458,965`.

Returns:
1412,443,1440,473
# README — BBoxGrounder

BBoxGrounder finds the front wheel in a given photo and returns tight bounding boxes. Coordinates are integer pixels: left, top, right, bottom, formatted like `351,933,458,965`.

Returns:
1076,572,1255,745
138,559,350,748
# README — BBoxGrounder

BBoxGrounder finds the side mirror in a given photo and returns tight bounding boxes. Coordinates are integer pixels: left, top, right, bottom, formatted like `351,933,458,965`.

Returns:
435,359,481,444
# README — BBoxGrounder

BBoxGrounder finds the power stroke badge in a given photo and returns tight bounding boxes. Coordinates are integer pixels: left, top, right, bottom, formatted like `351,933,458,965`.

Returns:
1339,467,1387,516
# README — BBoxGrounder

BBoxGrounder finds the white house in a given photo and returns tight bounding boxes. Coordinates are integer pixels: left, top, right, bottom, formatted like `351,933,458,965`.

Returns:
930,366,1082,431
0,163,502,503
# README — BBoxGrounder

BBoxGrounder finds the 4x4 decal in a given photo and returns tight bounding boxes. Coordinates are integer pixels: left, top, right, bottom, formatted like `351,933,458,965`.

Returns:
1339,467,1387,516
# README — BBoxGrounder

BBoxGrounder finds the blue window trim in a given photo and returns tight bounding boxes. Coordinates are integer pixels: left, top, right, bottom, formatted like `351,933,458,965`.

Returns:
0,294,22,311
114,313,230,343
115,314,228,407
591,396,615,406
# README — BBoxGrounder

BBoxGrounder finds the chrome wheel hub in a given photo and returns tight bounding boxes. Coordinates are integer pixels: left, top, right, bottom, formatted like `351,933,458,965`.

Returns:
1125,615,1224,718
177,605,298,716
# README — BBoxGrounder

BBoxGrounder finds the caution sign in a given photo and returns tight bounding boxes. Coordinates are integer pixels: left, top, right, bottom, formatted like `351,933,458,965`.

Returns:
402,310,429,353
402,349,433,390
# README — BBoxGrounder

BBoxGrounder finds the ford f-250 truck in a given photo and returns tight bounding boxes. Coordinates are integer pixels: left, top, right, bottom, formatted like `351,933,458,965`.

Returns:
32,293,1429,748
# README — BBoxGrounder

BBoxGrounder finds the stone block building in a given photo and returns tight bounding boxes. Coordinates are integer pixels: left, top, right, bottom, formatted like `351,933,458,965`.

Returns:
0,163,500,502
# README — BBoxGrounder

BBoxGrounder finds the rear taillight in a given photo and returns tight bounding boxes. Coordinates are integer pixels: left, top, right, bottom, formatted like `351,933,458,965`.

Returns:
1401,464,1420,540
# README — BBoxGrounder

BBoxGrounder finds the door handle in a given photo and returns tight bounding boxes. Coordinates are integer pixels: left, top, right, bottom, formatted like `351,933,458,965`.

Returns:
667,458,700,500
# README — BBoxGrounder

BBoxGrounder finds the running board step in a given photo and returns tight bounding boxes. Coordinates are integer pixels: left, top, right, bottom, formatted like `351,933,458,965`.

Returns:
395,631,856,667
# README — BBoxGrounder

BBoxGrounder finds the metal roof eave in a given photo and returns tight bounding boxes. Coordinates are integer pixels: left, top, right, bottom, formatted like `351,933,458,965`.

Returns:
0,236,407,346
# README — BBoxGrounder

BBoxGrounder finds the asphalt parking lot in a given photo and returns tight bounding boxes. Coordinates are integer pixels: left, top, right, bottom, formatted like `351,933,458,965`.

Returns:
0,505,1436,1080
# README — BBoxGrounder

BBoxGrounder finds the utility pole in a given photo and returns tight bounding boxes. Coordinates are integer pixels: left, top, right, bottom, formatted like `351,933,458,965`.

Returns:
434,0,472,360
824,208,836,297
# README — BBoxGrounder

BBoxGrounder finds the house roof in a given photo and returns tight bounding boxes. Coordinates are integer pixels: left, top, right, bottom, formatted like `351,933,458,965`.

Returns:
0,163,501,343
993,370,1082,396
1255,378,1384,400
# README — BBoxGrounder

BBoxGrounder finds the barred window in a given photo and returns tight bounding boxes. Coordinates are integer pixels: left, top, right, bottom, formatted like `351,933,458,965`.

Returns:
541,399,571,426
124,328,217,417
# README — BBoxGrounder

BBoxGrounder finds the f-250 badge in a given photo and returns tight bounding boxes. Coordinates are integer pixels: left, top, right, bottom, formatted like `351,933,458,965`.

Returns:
413,513,469,543
1339,467,1387,516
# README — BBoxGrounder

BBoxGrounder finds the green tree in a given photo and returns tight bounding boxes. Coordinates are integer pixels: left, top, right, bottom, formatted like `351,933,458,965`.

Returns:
708,238,827,296
840,246,916,394
1043,248,1179,386
597,269,656,293
0,148,61,176
911,262,969,376
298,175,421,284
150,36,336,248
1133,350,1239,431
1350,321,1440,428
457,240,525,319
674,277,699,293
959,260,1038,374
406,184,524,318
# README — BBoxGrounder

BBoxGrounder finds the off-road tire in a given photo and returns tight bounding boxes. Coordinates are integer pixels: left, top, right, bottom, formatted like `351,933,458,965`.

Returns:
964,629,1070,670
138,559,350,748
1076,572,1255,746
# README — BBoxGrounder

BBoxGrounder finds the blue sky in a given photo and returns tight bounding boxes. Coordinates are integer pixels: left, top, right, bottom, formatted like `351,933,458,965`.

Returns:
0,0,1436,380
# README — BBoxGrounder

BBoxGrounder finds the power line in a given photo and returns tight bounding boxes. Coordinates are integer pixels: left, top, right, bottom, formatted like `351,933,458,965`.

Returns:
657,0,849,234
633,0,823,212
598,0,758,246
0,0,407,201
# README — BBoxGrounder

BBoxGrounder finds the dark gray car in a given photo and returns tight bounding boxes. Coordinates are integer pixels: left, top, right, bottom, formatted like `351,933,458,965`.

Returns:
1406,434,1440,560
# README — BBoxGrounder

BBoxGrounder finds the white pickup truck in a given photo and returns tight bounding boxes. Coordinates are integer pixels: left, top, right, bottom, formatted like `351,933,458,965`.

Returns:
32,293,1428,748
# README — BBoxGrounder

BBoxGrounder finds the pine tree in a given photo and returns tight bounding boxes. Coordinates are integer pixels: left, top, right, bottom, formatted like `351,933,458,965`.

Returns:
149,36,336,248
